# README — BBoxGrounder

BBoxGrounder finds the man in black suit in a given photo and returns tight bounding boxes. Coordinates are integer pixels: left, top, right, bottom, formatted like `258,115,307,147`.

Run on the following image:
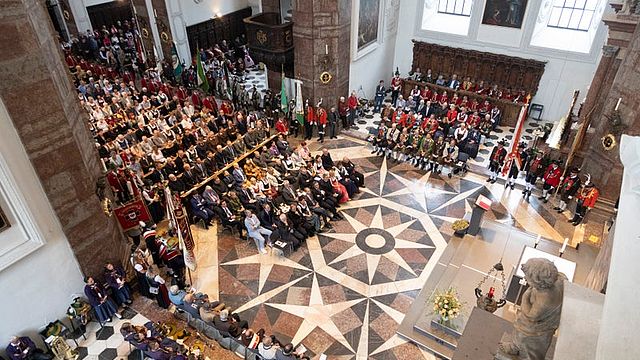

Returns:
193,158,209,180
237,184,259,212
216,200,244,235
214,145,229,168
167,174,186,194
181,164,198,188
258,203,277,230
297,166,314,190
203,152,217,174
280,180,298,205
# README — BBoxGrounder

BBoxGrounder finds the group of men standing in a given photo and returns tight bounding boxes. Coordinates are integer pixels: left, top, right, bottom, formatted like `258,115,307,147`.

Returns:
487,140,599,226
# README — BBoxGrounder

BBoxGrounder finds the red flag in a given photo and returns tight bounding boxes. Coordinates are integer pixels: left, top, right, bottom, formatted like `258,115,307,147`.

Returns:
502,101,529,176
114,199,151,230
165,188,197,271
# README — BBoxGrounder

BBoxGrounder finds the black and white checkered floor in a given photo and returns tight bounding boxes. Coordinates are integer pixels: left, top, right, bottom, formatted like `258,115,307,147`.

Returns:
72,308,148,360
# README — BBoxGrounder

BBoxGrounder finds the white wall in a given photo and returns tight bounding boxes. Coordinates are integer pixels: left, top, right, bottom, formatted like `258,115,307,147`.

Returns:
349,0,401,100
595,135,640,359
0,98,85,342
388,0,609,123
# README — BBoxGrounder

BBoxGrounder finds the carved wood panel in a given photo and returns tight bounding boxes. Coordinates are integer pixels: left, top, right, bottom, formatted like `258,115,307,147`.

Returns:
411,40,546,96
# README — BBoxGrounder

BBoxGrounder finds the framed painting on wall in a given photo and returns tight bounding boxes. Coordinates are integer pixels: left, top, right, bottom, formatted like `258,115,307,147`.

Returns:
354,0,384,59
482,0,528,29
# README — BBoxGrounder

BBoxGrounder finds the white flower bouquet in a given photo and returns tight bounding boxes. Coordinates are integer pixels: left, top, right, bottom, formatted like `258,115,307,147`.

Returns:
432,287,463,323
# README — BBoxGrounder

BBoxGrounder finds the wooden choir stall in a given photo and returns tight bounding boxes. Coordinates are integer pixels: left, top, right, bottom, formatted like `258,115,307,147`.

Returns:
403,41,546,127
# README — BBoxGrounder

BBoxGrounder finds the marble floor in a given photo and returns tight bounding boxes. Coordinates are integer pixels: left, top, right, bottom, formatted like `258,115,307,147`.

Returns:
94,134,612,360
164,135,610,360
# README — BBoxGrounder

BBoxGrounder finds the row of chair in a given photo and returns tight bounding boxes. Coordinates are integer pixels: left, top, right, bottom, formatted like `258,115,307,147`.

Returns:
173,308,265,360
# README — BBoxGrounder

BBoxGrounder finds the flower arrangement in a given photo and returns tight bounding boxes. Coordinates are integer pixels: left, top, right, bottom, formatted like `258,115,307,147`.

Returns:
451,219,469,232
433,287,463,323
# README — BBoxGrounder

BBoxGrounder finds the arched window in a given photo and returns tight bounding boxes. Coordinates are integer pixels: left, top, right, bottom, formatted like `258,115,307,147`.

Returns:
547,0,598,31
438,0,473,16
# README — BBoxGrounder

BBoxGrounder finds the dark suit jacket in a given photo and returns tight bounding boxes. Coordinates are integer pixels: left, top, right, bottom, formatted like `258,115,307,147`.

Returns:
281,186,297,204
182,170,198,187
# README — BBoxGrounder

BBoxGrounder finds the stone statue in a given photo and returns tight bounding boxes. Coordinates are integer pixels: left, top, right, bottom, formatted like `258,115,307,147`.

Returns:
497,258,566,360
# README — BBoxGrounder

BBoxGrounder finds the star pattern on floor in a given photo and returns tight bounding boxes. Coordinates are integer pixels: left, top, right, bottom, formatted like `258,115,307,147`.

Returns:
214,151,518,359
323,206,434,284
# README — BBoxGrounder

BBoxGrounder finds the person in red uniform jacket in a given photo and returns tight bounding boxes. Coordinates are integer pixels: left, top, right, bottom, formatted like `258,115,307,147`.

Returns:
348,91,358,128
570,180,599,225
445,105,458,122
202,96,218,113
554,167,581,213
275,117,289,136
420,86,432,102
304,100,315,140
191,91,202,109
316,104,327,143
487,140,507,183
539,162,562,203
467,112,482,128
220,100,234,119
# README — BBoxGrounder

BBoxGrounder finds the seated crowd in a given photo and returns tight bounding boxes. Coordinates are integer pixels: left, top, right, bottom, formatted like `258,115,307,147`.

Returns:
404,68,529,104
368,72,505,177
167,286,309,359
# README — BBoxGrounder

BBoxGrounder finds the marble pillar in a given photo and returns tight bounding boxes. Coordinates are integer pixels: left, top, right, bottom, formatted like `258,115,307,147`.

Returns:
0,0,128,276
68,0,92,34
595,135,640,359
293,0,351,110
262,0,280,14
579,24,640,202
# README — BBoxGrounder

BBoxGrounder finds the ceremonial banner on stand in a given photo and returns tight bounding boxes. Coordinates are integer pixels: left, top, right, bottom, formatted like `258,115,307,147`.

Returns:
196,54,209,93
280,72,288,112
171,42,183,77
295,80,304,125
501,103,529,176
165,188,197,271
114,199,151,231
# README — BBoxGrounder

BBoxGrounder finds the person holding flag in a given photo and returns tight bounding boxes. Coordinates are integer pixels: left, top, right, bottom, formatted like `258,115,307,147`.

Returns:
316,99,327,143
280,72,288,113
196,51,209,94
503,143,528,190
294,80,305,137
289,99,300,137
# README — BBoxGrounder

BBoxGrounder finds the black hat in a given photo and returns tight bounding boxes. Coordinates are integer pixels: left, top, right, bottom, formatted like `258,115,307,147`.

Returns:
585,182,595,187
497,139,507,146
570,167,580,173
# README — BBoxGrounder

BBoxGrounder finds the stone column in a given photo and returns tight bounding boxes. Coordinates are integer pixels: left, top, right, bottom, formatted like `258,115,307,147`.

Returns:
68,0,92,34
595,135,640,359
579,24,640,201
0,0,128,276
262,0,280,14
293,0,351,110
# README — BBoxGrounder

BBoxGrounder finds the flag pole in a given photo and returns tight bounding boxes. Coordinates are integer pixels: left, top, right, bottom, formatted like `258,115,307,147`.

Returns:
554,90,580,197
501,97,530,176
